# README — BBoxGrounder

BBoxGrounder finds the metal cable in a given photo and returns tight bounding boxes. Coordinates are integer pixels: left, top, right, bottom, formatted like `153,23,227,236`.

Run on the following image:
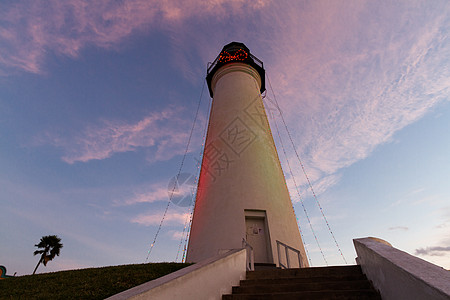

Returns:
269,96,327,265
176,92,211,262
267,73,347,265
265,98,314,266
145,80,206,262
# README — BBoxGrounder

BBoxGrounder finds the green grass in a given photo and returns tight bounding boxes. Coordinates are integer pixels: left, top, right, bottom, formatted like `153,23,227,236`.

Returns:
0,262,192,300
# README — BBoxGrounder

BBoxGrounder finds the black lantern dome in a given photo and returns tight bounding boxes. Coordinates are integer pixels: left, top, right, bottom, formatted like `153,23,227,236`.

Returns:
206,42,265,98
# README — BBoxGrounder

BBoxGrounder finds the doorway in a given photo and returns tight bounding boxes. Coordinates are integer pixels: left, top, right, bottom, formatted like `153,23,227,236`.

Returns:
245,210,272,263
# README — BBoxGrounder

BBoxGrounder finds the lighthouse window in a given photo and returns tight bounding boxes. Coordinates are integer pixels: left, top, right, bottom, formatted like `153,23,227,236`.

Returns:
218,49,248,64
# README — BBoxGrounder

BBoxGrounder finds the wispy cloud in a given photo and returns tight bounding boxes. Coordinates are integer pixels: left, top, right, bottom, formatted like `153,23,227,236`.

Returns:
435,223,448,229
415,208,450,261
390,191,444,208
43,106,192,164
435,207,450,229
0,0,269,74
442,206,450,220
116,182,168,206
168,230,185,241
131,211,189,226
388,226,409,231
261,1,450,194
4,1,450,196
415,246,450,257
287,173,342,202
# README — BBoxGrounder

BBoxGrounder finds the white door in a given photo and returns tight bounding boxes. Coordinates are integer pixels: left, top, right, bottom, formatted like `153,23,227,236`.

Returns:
245,217,270,263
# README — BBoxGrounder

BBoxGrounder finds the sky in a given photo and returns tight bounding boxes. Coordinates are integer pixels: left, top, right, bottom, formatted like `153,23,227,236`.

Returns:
0,0,449,276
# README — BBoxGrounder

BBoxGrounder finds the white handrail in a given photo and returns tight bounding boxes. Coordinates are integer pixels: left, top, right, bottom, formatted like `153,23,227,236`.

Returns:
277,240,303,268
242,238,254,271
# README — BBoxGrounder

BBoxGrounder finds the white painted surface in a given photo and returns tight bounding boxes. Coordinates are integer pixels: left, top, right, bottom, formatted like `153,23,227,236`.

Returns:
107,248,247,300
354,237,450,300
186,62,308,267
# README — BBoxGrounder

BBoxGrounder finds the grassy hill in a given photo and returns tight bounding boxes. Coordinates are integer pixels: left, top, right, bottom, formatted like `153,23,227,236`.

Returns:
0,262,191,299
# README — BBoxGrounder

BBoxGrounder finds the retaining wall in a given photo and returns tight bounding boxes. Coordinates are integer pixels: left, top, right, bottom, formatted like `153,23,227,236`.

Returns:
107,248,247,300
354,237,450,300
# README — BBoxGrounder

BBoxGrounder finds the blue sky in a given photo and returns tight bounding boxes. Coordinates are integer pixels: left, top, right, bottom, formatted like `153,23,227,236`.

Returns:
1,0,449,275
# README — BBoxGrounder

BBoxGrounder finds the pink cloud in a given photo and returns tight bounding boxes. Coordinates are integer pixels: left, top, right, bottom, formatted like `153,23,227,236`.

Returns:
45,106,195,164
168,230,185,240
116,183,169,206
0,0,269,74
159,1,449,198
4,1,449,198
257,1,450,195
131,211,190,226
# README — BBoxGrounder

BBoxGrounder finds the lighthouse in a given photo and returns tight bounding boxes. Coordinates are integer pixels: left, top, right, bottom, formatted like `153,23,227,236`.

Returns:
186,42,309,268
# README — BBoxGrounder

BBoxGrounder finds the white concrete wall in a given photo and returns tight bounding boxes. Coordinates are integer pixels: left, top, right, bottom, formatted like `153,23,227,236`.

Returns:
106,249,247,300
354,237,450,300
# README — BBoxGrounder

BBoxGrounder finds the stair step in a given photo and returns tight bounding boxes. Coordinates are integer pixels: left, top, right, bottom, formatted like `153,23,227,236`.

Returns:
240,274,366,286
223,289,382,300
246,265,363,280
254,263,278,270
233,280,373,294
222,265,381,300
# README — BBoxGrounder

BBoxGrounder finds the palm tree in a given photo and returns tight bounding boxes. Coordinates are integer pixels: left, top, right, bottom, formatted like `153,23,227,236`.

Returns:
32,235,63,275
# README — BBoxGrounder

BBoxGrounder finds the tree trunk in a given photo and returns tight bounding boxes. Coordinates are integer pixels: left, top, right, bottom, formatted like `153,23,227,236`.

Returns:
32,257,43,275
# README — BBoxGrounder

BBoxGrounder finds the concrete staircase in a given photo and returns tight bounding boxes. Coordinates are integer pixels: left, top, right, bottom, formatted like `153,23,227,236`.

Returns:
222,265,381,300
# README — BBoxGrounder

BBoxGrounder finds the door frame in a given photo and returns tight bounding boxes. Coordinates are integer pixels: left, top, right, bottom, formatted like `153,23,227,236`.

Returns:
244,209,273,263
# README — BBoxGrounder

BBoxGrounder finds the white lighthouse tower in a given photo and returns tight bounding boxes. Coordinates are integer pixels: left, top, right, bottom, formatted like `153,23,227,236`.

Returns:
186,42,309,268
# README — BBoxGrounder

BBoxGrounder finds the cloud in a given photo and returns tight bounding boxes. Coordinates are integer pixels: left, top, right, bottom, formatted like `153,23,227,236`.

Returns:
260,1,450,194
442,206,450,220
414,209,450,262
390,192,445,208
415,246,450,257
131,211,190,226
43,106,194,164
388,226,409,231
116,183,168,206
287,173,342,202
4,1,450,197
168,230,185,240
412,195,443,206
409,188,426,196
0,0,269,74
434,206,450,229
435,223,448,229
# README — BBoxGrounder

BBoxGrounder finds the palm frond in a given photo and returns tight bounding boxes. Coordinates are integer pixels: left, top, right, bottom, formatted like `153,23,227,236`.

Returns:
33,250,45,256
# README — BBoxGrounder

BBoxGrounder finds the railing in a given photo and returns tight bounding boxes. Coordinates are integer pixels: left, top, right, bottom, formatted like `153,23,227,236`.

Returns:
277,240,303,269
242,238,254,271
